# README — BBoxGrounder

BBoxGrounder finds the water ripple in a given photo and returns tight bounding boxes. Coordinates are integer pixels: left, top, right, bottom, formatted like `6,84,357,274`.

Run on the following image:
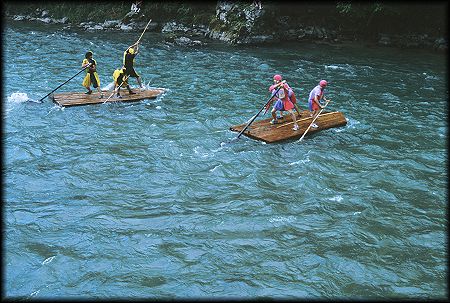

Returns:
4,22,447,299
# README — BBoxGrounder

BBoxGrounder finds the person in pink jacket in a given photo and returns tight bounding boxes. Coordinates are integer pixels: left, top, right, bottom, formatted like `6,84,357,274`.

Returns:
267,74,299,131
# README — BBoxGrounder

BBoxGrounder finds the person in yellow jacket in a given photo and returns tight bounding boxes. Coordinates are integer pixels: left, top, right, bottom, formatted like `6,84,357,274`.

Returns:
113,67,135,98
82,51,103,98
123,43,144,90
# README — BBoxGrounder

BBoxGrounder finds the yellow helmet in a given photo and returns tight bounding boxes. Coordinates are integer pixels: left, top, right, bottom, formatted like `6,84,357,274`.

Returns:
128,48,135,54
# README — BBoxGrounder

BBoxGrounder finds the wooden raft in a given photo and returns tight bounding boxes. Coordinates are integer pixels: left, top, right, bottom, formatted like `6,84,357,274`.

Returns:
51,88,166,107
230,110,347,143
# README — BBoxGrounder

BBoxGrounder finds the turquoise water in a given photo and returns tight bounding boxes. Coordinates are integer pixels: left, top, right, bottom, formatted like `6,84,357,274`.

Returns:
4,21,447,299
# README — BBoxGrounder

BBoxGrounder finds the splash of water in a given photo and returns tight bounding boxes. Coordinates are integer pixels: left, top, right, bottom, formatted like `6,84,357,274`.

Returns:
7,92,30,103
103,81,115,91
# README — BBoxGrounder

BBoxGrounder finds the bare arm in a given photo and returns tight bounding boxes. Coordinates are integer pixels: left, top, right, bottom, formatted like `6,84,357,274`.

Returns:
314,96,324,109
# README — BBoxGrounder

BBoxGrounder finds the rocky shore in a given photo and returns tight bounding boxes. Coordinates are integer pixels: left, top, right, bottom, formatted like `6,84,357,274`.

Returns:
5,2,448,51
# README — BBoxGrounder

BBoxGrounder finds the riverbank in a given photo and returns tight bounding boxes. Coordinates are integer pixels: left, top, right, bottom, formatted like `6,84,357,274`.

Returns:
4,1,447,51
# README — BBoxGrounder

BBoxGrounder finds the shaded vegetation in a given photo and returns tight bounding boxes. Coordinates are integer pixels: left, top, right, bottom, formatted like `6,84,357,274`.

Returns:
333,2,447,37
4,1,447,42
4,1,217,25
251,1,446,37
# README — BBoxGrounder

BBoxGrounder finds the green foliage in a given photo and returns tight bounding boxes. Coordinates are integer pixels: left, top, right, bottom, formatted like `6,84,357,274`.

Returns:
333,2,445,35
4,1,215,25
207,1,255,42
4,1,130,23
4,1,446,39
336,2,352,14
336,2,386,19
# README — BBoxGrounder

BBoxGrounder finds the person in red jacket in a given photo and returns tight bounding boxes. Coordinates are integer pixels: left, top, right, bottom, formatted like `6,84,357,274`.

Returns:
268,74,299,131
267,75,302,118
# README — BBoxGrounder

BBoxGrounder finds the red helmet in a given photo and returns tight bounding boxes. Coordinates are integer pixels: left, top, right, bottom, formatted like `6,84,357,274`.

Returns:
273,74,282,81
319,80,328,87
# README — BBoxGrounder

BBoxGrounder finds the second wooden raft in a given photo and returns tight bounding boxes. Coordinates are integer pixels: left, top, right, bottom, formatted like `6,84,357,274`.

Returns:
51,88,166,107
230,110,347,143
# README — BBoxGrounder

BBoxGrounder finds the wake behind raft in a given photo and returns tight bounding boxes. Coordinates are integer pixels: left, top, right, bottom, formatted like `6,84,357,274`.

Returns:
230,110,347,143
51,89,165,107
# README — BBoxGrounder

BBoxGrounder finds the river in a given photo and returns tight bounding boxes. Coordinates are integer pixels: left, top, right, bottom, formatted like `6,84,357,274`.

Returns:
4,21,447,299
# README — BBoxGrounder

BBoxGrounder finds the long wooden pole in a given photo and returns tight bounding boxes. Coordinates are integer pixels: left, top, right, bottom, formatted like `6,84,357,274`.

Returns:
235,84,283,140
38,63,91,102
298,99,331,142
135,19,152,45
103,75,130,104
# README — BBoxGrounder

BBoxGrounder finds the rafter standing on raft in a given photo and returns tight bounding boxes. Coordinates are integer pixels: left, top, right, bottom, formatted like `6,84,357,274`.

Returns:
230,77,347,143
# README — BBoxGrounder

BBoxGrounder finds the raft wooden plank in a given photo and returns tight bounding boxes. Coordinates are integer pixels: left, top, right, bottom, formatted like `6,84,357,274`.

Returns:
51,89,166,107
229,110,347,143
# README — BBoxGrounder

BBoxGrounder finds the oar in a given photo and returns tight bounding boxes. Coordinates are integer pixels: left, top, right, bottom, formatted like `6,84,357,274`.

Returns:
102,75,130,104
298,99,331,142
263,80,286,115
135,19,152,45
38,63,91,102
234,84,283,140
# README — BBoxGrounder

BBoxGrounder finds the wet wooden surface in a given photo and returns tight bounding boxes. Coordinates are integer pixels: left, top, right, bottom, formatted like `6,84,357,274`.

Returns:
230,110,347,143
52,88,166,107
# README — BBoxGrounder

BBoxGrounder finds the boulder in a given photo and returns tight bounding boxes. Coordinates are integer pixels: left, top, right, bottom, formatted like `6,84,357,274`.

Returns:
120,24,133,31
13,15,26,21
210,0,266,44
434,37,448,51
37,17,52,24
243,35,274,44
162,21,190,34
102,20,120,28
174,36,205,46
92,25,104,30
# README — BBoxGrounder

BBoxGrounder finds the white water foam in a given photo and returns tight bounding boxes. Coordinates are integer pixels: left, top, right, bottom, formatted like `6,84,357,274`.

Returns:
7,92,30,103
289,158,310,165
209,164,222,172
325,64,355,73
269,216,296,223
194,146,210,158
42,256,55,265
345,117,361,129
30,290,40,297
329,195,343,202
325,64,345,70
103,81,115,91
45,105,64,117
290,150,311,165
